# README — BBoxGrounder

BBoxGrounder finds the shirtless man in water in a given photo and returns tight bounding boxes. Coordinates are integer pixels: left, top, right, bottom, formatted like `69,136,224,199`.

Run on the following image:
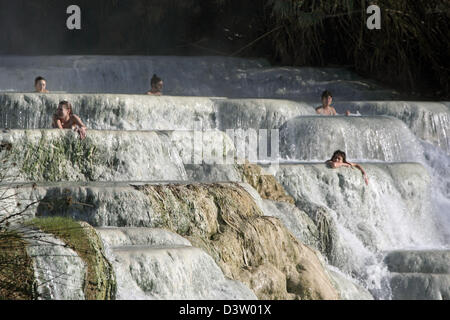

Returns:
316,90,351,116
146,74,163,96
52,100,87,140
316,90,336,115
326,150,369,185
34,76,49,93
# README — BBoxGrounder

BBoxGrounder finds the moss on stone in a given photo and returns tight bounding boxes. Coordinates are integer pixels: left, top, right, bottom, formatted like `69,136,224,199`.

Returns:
136,182,338,300
26,217,116,300
0,230,35,300
237,162,295,204
16,131,102,181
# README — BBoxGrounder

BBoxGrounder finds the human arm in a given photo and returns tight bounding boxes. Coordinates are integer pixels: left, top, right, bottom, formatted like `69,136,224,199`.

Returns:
52,114,63,129
349,162,369,185
72,115,87,140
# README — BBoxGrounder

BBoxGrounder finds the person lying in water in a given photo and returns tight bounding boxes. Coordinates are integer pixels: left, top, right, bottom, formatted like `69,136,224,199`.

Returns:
316,90,351,116
52,100,87,140
146,74,163,95
34,76,49,93
326,150,369,185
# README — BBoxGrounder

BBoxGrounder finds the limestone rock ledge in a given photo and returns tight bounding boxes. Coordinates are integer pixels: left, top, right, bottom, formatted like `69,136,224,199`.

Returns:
23,219,116,300
135,182,339,300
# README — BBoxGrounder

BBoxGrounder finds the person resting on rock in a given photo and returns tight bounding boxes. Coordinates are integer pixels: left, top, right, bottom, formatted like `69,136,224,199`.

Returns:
326,150,369,185
316,90,351,116
34,76,49,93
146,74,163,95
52,100,87,140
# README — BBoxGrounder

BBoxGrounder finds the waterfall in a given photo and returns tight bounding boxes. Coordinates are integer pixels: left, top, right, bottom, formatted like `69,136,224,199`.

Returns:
279,116,425,162
96,227,256,300
0,55,397,100
333,101,450,153
1,55,448,300
25,228,86,300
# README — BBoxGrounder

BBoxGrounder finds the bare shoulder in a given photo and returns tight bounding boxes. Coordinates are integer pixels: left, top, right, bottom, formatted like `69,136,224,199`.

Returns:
325,160,335,168
71,114,81,121
52,117,60,128
70,114,85,126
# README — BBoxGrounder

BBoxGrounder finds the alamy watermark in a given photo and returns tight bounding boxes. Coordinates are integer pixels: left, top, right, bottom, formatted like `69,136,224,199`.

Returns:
367,5,381,30
66,5,381,30
66,5,81,30
177,120,280,173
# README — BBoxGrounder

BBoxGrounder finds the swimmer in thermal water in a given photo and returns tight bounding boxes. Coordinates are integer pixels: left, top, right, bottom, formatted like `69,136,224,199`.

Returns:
146,74,163,96
326,150,369,185
52,100,87,140
34,76,49,93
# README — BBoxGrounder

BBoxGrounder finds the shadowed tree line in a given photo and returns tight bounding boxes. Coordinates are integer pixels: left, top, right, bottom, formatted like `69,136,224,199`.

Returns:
0,0,448,98
262,0,449,99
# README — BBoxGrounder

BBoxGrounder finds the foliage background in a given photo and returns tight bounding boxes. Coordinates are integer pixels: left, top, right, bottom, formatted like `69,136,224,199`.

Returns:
0,0,448,98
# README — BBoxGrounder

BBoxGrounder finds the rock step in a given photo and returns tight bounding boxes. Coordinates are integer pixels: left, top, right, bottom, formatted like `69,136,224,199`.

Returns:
333,100,450,152
384,250,450,274
2,126,432,186
111,244,199,254
0,129,235,182
388,273,450,300
109,245,257,300
0,93,315,131
95,227,257,300
279,115,424,162
1,162,432,232
95,227,192,248
2,93,447,154
384,250,450,300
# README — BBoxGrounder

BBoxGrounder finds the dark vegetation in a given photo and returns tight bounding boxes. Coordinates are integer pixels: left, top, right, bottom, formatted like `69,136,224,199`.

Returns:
0,152,36,299
0,230,35,299
0,0,448,97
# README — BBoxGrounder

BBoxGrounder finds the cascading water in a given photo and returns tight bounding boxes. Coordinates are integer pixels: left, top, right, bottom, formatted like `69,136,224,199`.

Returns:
95,227,256,300
333,101,450,153
420,140,450,243
1,55,448,300
269,162,446,299
274,110,449,298
0,55,398,100
279,116,426,162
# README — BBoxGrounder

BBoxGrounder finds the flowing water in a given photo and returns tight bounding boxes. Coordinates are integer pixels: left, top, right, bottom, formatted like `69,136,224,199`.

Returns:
0,55,448,300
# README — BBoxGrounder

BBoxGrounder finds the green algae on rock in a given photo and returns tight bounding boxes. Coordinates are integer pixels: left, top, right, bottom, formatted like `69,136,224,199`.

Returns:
237,162,295,204
134,182,339,300
20,132,101,181
0,230,35,299
0,129,187,182
3,129,103,182
26,217,116,300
